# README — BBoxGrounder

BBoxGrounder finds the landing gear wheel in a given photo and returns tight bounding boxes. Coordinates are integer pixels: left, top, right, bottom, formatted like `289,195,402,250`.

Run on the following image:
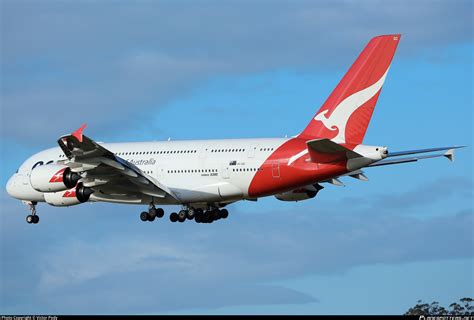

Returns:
148,215,155,222
211,209,220,221
186,209,195,220
220,209,229,219
178,210,187,223
194,209,203,222
140,211,149,222
202,211,210,223
25,202,39,224
170,212,178,223
156,208,164,218
148,207,157,219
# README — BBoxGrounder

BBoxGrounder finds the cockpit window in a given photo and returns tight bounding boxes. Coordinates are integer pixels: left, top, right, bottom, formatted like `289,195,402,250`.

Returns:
15,168,18,173
32,161,44,170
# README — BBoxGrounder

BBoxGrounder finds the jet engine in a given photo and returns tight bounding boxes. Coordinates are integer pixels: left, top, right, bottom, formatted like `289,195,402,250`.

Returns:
43,182,93,206
76,182,94,203
44,189,81,207
275,184,324,201
30,164,81,192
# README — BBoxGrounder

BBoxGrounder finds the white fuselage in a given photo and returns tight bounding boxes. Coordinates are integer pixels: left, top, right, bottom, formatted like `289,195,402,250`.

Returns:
7,138,289,205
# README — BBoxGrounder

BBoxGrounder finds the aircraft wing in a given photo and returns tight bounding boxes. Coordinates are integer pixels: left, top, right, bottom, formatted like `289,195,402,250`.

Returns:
57,124,177,202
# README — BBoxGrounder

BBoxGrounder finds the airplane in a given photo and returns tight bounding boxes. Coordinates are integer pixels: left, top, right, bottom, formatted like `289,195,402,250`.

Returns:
6,34,464,224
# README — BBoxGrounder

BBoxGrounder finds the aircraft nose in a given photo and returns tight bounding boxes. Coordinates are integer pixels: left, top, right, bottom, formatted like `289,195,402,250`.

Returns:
6,174,17,197
6,173,25,200
6,172,45,202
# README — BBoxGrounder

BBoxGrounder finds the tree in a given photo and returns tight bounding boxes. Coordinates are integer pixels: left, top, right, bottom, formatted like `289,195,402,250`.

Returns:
405,297,473,315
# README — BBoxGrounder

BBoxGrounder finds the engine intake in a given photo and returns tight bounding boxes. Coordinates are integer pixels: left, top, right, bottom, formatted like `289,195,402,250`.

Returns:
30,164,80,192
76,183,94,203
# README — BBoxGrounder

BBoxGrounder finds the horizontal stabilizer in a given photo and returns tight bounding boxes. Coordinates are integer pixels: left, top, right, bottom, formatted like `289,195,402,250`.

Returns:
387,146,465,158
369,152,456,167
306,138,362,163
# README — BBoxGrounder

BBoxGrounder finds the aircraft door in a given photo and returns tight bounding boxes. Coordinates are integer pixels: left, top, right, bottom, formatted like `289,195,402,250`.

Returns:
247,146,257,158
272,161,280,178
221,165,230,179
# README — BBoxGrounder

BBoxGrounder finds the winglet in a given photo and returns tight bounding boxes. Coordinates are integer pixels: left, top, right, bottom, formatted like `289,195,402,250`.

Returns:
444,149,455,162
72,124,87,143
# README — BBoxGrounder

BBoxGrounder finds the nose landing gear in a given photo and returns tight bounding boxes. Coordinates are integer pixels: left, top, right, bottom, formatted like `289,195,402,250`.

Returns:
25,201,39,224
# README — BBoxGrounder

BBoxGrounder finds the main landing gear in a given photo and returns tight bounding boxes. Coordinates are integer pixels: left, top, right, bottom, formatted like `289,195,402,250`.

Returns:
169,208,229,224
25,202,39,224
139,204,165,222
139,205,230,224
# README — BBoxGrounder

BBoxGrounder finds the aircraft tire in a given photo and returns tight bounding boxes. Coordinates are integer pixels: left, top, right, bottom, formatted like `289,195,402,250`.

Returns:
140,211,149,222
148,207,157,219
178,210,187,222
220,209,229,219
170,212,178,223
156,208,165,218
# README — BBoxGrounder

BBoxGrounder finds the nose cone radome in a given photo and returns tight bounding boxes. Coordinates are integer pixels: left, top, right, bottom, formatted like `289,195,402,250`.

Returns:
6,174,19,199
6,173,45,202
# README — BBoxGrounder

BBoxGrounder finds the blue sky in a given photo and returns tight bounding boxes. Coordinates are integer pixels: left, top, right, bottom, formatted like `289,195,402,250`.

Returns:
1,0,473,315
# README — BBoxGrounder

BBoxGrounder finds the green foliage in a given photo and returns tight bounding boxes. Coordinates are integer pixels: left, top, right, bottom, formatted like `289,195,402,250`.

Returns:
405,297,473,315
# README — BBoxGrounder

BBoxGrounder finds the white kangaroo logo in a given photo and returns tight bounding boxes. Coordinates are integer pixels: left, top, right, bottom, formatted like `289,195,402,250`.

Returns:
314,68,390,143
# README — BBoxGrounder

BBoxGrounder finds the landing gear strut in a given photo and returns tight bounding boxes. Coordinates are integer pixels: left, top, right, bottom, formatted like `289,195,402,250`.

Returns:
139,203,165,222
25,202,39,224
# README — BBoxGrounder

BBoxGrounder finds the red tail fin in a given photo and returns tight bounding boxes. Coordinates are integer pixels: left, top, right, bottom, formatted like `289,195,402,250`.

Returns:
299,34,401,144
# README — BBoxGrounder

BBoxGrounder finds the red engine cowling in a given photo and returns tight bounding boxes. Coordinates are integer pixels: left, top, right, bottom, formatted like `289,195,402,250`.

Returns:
30,164,81,192
43,183,93,206
44,188,81,207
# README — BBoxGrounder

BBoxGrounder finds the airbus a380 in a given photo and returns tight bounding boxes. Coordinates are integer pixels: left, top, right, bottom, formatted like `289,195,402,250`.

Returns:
6,34,464,224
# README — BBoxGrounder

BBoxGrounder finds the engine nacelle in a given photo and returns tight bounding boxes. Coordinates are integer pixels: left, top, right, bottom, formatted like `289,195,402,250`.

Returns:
44,189,81,207
76,182,94,203
275,184,324,202
30,164,81,192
